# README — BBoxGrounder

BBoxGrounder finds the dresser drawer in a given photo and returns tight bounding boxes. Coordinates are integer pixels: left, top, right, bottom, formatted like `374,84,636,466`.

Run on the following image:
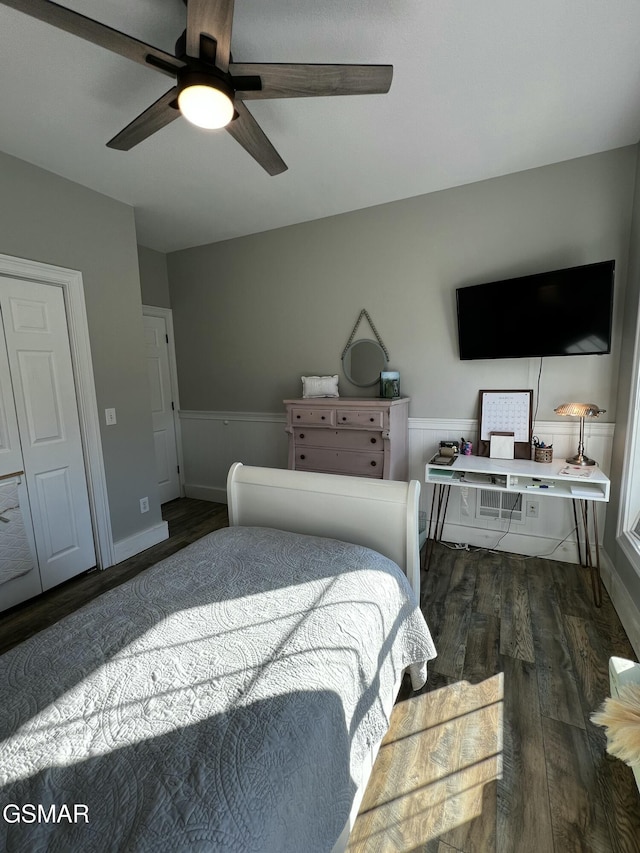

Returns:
289,407,336,426
295,448,384,477
336,409,384,429
284,396,409,481
294,427,383,451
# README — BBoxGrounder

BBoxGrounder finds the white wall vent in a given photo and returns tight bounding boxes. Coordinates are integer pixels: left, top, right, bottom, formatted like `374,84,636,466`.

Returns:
477,490,523,522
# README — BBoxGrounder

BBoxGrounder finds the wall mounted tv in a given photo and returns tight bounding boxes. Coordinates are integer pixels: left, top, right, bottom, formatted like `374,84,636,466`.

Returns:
456,260,615,360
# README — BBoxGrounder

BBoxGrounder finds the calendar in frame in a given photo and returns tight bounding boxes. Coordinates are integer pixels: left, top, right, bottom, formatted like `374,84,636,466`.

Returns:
478,389,533,459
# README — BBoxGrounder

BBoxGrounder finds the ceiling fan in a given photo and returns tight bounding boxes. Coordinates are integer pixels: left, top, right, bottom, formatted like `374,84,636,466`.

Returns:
0,0,393,175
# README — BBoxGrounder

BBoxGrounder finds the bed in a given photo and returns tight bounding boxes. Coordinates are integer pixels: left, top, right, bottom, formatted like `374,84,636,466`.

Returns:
0,464,436,852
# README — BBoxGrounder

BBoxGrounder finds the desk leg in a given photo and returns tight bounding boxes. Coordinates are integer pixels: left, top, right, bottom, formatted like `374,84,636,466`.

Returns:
422,483,451,572
571,499,583,567
572,498,602,608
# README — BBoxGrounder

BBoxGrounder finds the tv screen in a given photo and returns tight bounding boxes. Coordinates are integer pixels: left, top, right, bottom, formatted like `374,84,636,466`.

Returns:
456,260,615,360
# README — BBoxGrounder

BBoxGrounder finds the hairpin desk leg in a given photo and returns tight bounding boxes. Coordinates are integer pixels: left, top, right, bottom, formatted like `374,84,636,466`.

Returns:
423,483,451,572
571,499,583,567
572,498,602,607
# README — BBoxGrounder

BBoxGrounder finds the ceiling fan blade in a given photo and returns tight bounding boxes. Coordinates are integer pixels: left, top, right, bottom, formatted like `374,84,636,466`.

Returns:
226,101,287,176
186,0,234,70
0,0,185,77
230,63,393,100
107,88,180,151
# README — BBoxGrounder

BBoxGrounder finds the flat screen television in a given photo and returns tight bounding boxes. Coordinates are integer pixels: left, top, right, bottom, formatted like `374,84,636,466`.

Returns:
456,260,615,360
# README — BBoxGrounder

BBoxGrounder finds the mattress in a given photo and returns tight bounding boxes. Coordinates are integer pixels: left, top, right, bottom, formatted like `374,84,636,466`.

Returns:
0,525,435,852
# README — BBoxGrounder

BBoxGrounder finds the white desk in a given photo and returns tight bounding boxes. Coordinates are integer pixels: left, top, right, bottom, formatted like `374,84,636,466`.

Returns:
424,455,610,605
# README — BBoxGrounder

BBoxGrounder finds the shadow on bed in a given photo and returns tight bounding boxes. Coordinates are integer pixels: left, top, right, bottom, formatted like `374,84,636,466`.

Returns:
0,689,355,852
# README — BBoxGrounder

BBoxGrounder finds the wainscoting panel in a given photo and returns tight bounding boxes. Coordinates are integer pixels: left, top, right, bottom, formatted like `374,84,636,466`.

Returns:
180,410,614,565
180,410,288,502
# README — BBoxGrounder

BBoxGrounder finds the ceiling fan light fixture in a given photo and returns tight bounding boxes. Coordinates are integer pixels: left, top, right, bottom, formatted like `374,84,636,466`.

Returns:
177,72,235,130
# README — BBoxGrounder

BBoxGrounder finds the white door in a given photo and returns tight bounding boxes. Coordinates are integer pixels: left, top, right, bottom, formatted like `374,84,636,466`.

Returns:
144,313,180,504
0,278,96,591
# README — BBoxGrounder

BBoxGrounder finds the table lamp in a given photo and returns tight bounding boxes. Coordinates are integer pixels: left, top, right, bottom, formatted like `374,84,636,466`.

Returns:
554,402,605,466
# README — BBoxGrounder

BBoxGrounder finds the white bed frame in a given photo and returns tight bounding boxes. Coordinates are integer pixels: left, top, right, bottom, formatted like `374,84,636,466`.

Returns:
227,463,422,852
227,463,421,598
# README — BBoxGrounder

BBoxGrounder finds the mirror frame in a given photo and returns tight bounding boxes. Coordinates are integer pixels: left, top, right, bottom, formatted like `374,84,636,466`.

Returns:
342,338,388,388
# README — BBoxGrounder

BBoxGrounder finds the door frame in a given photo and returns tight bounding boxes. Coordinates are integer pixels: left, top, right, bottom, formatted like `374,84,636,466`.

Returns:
142,305,185,498
0,253,114,568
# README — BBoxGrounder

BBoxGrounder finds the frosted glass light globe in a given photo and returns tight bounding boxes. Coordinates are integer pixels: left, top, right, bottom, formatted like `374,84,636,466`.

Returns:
178,84,234,130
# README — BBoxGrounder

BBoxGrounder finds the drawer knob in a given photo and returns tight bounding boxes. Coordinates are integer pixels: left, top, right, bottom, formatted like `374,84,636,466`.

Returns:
370,460,377,467
342,416,347,421
321,415,325,420
370,437,377,444
300,454,306,460
299,433,305,439
370,417,375,422
296,414,301,419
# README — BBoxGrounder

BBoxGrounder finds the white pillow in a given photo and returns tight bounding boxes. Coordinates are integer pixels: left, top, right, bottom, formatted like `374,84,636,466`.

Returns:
301,375,339,398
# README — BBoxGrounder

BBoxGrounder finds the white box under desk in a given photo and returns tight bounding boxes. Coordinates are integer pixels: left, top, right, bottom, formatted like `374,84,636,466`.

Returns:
426,455,610,502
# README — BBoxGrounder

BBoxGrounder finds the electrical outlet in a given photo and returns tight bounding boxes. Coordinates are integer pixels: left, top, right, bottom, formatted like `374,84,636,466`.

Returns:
526,500,539,519
105,408,117,426
139,496,149,514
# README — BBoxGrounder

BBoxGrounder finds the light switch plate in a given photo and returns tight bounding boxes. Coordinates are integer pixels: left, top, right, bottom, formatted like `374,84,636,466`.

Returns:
105,408,117,426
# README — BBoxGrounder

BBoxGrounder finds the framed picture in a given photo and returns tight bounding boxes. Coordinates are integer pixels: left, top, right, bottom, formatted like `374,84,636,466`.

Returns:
478,389,533,459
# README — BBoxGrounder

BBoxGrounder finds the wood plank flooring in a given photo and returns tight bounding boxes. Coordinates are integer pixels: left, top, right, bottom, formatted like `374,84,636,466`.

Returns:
1,504,639,851
348,542,640,853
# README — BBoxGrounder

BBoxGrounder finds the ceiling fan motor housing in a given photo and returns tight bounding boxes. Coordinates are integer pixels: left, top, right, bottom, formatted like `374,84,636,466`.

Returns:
177,68,235,106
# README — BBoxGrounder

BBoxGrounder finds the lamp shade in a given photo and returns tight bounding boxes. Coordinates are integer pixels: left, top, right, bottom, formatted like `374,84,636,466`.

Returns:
554,402,605,466
554,403,605,418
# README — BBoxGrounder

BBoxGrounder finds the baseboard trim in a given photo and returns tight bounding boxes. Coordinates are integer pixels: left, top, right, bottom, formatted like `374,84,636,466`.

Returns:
184,483,228,503
113,521,169,564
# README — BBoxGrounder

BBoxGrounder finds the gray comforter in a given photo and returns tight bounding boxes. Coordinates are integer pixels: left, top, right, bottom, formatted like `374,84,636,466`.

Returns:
0,526,436,852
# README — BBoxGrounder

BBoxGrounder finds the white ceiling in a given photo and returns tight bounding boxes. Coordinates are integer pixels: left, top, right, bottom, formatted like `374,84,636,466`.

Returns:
1,0,640,253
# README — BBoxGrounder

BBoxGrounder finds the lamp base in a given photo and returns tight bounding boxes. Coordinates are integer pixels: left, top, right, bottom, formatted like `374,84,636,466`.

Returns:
567,452,597,467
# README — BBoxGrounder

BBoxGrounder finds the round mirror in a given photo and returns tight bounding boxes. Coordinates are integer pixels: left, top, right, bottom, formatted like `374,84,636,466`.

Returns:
342,339,388,387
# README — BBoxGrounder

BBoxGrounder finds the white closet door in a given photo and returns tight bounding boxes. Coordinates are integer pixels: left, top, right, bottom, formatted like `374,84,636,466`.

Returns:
0,317,41,608
0,278,95,589
0,314,23,477
144,313,180,504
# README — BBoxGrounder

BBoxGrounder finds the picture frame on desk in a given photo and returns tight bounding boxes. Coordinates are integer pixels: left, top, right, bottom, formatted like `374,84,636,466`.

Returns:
478,389,533,460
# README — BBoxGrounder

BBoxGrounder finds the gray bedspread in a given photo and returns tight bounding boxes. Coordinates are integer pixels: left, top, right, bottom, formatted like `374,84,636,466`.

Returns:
0,526,435,852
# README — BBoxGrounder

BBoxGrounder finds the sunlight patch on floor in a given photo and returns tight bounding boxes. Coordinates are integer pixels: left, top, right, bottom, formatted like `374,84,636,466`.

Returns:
347,675,503,852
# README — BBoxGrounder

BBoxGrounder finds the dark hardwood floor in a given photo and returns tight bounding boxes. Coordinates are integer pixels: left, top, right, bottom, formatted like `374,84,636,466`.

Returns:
349,542,640,853
0,497,228,655
1,502,639,851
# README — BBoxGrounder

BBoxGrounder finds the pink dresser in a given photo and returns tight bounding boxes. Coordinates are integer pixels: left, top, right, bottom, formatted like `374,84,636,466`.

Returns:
284,397,409,481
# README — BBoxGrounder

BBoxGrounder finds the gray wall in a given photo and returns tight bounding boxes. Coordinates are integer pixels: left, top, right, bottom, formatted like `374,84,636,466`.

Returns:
138,245,171,308
167,147,635,424
0,150,161,543
606,145,640,603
